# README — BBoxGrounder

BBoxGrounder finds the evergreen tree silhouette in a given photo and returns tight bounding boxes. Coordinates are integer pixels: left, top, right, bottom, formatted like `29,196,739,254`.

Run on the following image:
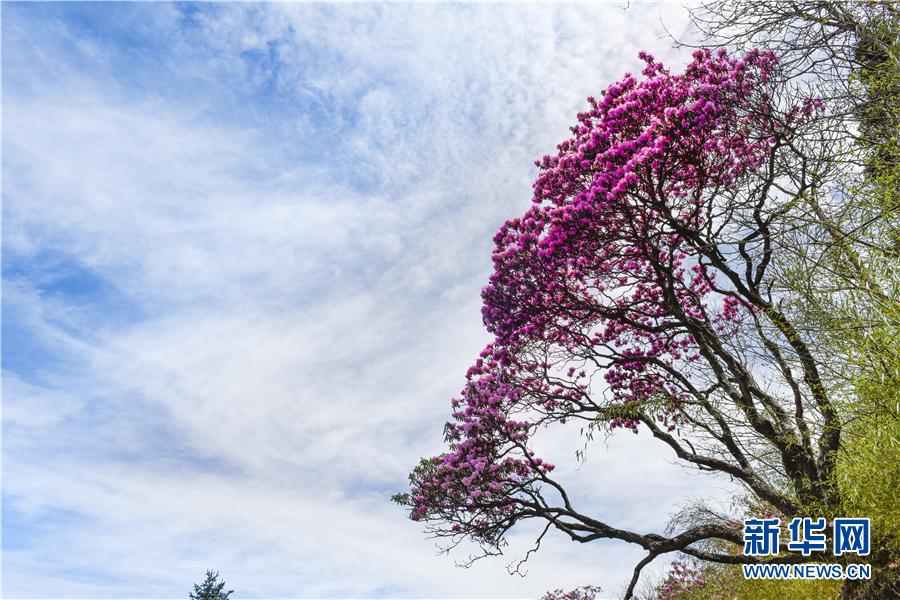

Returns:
189,570,234,600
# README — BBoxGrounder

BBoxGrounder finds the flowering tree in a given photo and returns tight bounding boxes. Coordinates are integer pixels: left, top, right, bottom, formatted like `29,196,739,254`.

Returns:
394,49,842,598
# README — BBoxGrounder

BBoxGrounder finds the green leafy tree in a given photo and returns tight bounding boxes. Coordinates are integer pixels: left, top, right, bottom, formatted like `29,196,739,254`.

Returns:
189,570,234,600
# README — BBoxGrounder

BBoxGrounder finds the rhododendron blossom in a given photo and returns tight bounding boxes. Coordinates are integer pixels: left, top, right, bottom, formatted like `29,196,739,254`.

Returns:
395,49,840,599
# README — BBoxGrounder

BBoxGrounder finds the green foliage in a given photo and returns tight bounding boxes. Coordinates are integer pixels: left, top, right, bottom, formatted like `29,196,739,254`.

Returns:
838,413,900,558
833,256,900,562
852,9,900,182
189,570,234,600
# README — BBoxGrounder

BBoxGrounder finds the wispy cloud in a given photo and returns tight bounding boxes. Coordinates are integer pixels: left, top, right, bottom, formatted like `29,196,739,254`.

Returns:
1,3,734,598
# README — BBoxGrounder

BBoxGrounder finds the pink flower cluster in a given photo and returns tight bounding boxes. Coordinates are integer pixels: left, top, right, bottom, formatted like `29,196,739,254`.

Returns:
481,49,786,431
657,559,716,600
406,343,556,541
539,585,603,600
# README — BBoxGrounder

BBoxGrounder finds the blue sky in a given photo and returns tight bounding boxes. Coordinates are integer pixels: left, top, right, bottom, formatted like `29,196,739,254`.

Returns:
1,2,741,598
